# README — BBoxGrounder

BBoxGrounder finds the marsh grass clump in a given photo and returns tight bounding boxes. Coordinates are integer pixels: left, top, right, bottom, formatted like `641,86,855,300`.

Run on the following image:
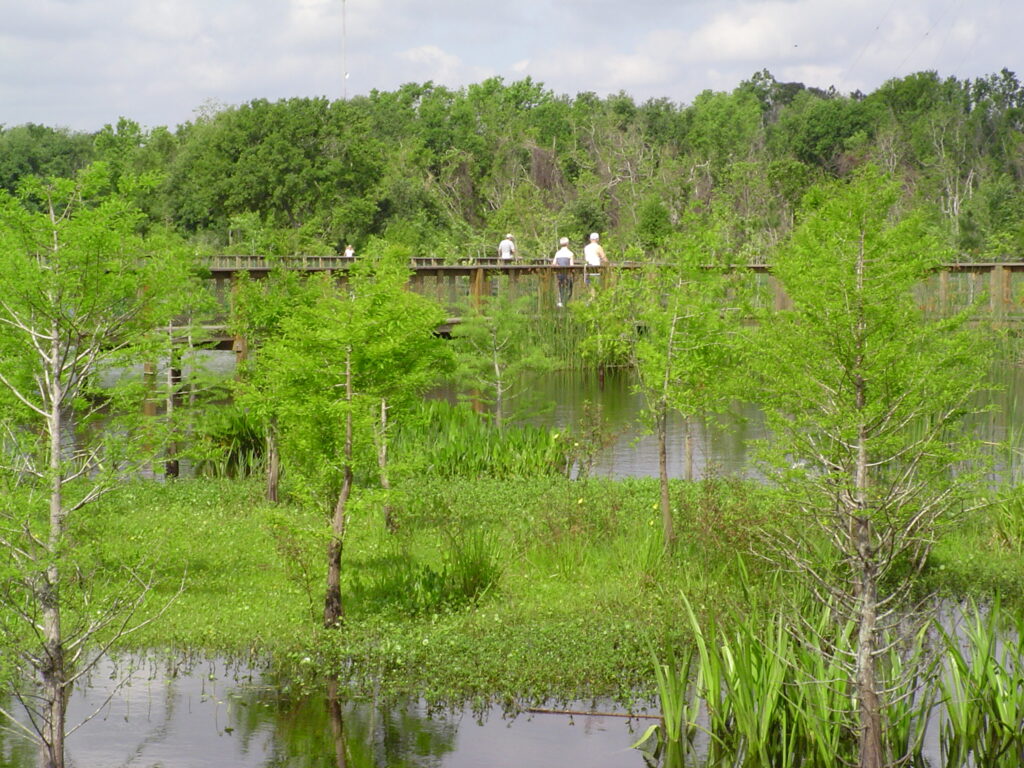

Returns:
938,600,1024,767
640,590,949,768
190,404,266,478
348,527,503,617
991,486,1024,555
391,400,569,479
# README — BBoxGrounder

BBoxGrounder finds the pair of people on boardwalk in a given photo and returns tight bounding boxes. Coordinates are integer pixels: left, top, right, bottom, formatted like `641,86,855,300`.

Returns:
552,233,608,307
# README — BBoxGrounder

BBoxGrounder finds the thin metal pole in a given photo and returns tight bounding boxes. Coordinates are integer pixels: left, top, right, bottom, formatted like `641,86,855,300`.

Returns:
342,0,348,99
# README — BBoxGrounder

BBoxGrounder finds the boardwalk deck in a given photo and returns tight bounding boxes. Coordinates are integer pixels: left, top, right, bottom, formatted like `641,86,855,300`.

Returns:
205,255,1024,320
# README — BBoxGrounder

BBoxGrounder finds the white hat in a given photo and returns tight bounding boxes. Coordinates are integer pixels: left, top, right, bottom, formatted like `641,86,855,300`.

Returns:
589,232,600,240
559,237,569,246
505,233,514,239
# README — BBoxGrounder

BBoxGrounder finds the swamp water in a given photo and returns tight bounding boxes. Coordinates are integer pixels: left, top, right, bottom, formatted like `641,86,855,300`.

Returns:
11,347,1024,766
1,657,653,767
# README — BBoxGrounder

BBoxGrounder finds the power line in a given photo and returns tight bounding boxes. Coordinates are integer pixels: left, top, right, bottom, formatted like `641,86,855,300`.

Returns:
891,0,965,78
839,0,900,90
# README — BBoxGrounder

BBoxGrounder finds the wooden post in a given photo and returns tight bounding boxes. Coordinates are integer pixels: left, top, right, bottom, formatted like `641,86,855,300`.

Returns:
143,361,157,418
540,266,554,311
471,266,485,309
938,269,949,316
772,274,788,311
990,266,1000,317
992,264,1009,319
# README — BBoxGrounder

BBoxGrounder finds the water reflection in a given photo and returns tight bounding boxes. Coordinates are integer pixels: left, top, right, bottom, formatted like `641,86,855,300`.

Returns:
195,348,1024,483
1,657,649,768
528,359,1024,483
530,369,766,480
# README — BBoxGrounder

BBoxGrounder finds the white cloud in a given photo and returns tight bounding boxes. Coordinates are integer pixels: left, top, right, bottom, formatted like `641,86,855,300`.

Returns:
400,45,465,82
1,0,1021,130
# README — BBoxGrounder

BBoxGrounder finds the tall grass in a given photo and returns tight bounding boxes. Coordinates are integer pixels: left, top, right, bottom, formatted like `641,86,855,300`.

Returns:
391,400,570,479
938,600,1024,767
644,592,950,767
992,486,1024,555
348,526,503,617
189,404,266,478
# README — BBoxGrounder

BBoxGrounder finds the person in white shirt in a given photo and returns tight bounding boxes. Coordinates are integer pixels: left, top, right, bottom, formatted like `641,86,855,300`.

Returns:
582,232,608,292
497,233,516,261
551,237,574,307
583,232,608,267
343,244,355,259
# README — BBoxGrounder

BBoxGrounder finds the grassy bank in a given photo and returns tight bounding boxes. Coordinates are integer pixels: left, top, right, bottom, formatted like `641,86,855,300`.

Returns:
65,475,1024,708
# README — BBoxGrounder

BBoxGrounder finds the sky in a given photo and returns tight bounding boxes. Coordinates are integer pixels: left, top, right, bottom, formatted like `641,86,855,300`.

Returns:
2,0,1021,132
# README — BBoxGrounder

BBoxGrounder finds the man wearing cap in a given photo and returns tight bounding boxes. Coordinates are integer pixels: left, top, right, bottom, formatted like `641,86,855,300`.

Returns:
551,236,575,307
497,233,516,261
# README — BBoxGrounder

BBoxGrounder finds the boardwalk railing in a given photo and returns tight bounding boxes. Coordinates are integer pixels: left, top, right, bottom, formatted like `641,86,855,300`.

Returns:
204,256,1024,320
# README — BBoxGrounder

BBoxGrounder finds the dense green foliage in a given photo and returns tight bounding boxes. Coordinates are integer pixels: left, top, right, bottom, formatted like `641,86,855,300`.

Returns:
5,71,1024,767
50,475,1024,708
4,69,1024,261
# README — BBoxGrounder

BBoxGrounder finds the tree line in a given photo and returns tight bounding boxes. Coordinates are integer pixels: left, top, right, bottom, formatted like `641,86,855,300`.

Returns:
3,68,1023,261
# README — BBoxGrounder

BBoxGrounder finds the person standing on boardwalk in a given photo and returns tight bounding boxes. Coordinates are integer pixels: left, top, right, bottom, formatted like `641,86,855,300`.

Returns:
583,232,608,291
552,236,575,307
497,233,516,261
343,244,355,259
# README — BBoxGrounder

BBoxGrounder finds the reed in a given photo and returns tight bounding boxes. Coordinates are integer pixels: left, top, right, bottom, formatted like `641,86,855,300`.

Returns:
649,640,698,745
189,404,266,478
938,600,1024,767
391,400,570,479
655,590,947,768
786,609,856,767
992,486,1024,555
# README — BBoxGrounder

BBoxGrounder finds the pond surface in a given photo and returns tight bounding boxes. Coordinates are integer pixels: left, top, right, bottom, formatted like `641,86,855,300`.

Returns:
192,337,1024,483
1,658,653,768
524,358,1024,483
38,343,1021,767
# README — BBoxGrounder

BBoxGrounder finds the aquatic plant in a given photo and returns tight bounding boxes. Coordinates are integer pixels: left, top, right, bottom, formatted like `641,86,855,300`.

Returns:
347,526,503,617
641,592,944,768
938,600,1024,767
190,404,267,478
391,400,570,479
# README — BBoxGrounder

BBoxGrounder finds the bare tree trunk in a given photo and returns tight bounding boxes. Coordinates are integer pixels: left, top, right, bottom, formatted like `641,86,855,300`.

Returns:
165,334,180,479
492,336,504,430
326,677,348,768
852,224,883,766
855,516,883,768
265,420,280,503
324,348,353,628
42,340,67,768
378,398,395,532
657,402,675,553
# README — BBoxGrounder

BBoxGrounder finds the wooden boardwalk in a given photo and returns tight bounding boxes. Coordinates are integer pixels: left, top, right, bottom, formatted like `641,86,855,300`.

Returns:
205,254,1024,320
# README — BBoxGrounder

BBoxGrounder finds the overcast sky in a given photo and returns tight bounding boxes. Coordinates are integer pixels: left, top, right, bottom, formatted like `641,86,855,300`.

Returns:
2,0,1020,132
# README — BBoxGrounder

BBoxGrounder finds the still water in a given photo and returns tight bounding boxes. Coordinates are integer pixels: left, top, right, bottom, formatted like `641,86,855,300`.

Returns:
2,657,652,768
8,348,1021,766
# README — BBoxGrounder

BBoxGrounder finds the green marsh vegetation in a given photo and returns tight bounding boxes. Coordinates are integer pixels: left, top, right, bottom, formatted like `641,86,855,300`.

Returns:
66,473,793,701
5,77,1024,766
